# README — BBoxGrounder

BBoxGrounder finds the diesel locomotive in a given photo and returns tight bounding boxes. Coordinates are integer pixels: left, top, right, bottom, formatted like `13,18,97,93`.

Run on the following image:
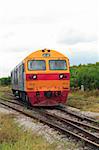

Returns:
11,49,70,106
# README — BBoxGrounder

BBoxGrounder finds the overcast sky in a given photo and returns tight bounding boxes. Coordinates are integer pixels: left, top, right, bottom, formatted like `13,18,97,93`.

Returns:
0,0,98,77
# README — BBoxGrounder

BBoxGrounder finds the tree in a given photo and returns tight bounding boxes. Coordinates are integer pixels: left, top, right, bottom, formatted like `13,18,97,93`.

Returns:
0,77,11,86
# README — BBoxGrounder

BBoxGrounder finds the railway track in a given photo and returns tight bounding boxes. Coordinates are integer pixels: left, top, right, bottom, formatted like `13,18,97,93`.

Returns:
1,96,99,133
56,105,99,125
2,94,99,127
0,97,99,149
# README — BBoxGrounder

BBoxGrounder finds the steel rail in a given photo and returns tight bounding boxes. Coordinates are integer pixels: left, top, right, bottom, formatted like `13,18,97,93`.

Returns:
4,92,99,124
61,117,99,132
56,106,99,125
1,97,99,133
0,97,23,106
1,96,99,131
43,111,99,143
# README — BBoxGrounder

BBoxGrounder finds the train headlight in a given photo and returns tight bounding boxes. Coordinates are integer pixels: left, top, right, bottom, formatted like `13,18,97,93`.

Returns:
59,74,64,79
29,74,37,80
32,75,37,79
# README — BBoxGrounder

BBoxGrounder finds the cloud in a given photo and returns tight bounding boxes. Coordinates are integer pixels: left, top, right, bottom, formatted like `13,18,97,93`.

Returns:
58,29,97,45
0,32,15,39
69,49,99,65
0,16,58,25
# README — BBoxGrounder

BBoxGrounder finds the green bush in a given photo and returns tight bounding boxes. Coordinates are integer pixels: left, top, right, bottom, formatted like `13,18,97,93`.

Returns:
70,62,99,90
0,77,11,86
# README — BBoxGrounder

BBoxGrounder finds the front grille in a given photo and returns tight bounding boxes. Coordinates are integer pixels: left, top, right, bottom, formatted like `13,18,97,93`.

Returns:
44,91,52,98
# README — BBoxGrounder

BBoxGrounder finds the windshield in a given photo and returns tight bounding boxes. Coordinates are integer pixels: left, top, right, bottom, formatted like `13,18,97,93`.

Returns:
49,60,67,70
28,60,46,70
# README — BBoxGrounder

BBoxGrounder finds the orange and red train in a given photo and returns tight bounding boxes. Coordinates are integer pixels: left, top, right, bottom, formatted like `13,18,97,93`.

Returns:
11,49,70,106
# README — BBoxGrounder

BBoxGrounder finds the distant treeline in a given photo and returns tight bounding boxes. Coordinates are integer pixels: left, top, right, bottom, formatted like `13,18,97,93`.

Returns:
70,62,99,90
0,77,11,86
0,62,99,90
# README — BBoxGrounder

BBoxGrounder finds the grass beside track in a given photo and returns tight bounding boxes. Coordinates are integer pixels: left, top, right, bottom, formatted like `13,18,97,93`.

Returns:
0,114,57,150
0,113,79,150
0,86,11,99
67,90,99,113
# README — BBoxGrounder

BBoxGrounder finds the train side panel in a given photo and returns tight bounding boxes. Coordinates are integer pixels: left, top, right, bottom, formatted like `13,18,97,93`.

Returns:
11,62,25,92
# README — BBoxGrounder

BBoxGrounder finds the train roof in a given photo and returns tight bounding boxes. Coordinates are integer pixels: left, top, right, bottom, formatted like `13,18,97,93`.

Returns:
24,49,68,61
